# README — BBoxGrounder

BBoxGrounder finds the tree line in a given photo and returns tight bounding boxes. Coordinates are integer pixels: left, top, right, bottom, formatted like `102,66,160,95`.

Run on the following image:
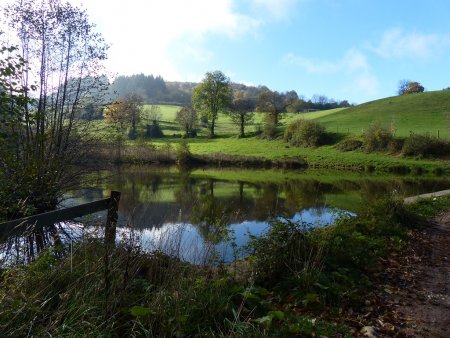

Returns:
103,70,351,140
106,74,352,111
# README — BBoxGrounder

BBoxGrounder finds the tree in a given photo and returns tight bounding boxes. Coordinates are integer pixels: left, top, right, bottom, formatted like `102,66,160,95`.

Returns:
104,99,131,131
125,93,143,139
103,99,130,161
398,80,424,95
398,79,411,95
404,82,425,95
257,90,300,138
104,94,142,138
192,71,232,137
144,105,164,139
229,95,255,138
312,94,329,106
1,0,108,216
176,105,198,138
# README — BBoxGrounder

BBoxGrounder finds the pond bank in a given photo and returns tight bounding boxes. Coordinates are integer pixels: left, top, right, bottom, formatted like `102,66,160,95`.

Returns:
88,144,449,175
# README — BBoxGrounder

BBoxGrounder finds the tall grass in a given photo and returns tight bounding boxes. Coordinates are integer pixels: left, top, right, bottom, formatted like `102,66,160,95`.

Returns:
1,196,449,336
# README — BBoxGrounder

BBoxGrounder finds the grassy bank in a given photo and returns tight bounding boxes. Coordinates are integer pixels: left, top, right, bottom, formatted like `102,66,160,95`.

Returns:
90,139,448,174
1,196,449,336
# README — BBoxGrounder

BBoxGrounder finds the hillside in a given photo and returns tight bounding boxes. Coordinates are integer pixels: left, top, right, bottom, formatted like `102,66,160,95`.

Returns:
309,91,450,138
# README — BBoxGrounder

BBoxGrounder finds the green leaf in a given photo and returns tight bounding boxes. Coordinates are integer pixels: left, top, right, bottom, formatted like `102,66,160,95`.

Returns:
268,310,285,320
130,305,152,317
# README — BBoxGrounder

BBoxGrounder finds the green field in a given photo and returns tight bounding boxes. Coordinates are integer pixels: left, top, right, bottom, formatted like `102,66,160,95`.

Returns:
150,90,450,139
93,92,450,172
312,91,450,138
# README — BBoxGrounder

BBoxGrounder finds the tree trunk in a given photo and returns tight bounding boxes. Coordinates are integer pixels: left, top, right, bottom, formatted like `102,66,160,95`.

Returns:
210,118,215,138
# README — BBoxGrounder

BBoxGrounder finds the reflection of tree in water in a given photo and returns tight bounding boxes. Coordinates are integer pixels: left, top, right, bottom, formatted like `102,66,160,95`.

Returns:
173,169,199,211
283,180,336,213
84,167,450,232
252,183,280,219
191,188,230,244
0,223,68,266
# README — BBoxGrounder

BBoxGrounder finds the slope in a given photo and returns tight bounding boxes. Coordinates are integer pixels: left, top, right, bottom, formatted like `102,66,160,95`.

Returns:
310,91,450,138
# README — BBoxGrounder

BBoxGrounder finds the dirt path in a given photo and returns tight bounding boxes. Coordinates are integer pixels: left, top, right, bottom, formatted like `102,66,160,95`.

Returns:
396,211,450,337
360,211,450,337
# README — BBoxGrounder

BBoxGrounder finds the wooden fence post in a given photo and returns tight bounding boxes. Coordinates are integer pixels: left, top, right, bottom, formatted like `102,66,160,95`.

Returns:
103,190,121,316
105,191,121,246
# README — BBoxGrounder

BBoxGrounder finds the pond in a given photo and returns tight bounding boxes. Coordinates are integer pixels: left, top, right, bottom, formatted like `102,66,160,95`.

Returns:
66,166,450,263
2,166,449,264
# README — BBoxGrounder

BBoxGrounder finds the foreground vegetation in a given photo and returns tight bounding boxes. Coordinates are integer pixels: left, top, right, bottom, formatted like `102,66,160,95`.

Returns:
2,196,449,336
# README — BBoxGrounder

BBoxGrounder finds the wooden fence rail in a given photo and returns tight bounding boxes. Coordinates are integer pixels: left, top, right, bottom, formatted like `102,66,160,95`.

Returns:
0,191,121,239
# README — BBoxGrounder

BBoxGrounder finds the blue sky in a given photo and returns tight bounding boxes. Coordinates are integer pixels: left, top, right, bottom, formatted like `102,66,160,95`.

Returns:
5,0,450,103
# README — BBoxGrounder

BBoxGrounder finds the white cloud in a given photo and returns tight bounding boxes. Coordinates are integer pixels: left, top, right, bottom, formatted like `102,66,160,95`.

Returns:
283,48,369,74
369,28,446,60
66,0,260,79
283,48,380,101
251,0,301,19
283,53,339,74
352,73,380,97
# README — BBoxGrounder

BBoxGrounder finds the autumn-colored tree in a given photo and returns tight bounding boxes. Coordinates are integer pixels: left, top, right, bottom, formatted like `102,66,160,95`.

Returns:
104,99,130,130
104,95,142,160
398,80,424,95
403,82,425,95
104,94,142,139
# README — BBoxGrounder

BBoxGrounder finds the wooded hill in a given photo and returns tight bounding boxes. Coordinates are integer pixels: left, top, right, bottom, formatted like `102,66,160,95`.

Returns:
107,73,351,110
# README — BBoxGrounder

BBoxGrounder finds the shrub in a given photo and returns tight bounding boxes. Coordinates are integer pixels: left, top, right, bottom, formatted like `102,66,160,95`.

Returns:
145,121,164,139
402,133,450,158
363,123,393,152
387,138,404,153
284,119,327,147
335,138,363,152
261,120,278,139
246,220,323,288
176,139,192,165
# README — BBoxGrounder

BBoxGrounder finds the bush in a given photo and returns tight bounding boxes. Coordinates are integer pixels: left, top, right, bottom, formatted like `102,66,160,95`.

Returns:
284,120,327,147
246,220,323,288
387,138,404,153
145,121,164,139
402,133,450,158
176,139,192,165
262,121,278,139
335,138,363,152
363,123,393,152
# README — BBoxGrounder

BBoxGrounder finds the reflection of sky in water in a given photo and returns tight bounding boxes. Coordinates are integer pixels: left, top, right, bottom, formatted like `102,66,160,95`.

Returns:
117,207,346,263
0,207,343,266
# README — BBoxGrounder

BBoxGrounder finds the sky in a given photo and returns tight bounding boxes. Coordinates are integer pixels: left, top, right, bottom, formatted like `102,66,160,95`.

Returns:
4,0,450,104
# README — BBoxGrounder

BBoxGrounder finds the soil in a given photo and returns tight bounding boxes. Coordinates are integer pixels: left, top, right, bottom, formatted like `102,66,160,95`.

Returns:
396,211,450,338
354,211,450,337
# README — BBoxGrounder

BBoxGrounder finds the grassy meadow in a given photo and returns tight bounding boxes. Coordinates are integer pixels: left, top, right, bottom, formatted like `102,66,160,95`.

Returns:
314,90,450,138
92,91,450,172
